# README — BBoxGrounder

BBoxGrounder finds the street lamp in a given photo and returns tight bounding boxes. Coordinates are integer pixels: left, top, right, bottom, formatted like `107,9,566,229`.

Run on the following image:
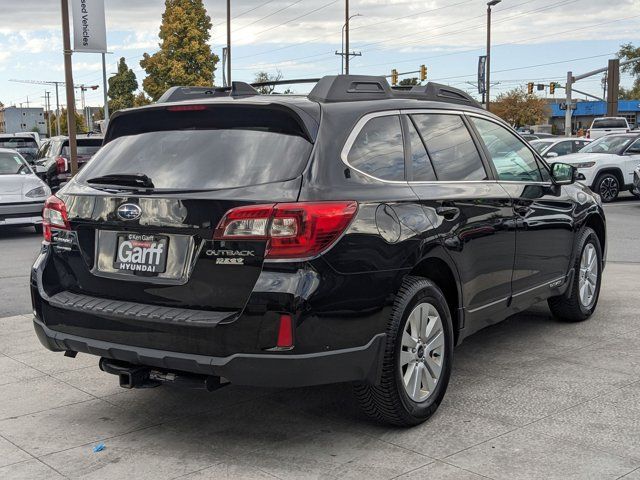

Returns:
342,13,362,74
486,0,501,111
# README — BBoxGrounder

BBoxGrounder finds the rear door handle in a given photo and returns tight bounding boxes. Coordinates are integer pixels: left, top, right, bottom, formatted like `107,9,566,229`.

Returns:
436,205,460,219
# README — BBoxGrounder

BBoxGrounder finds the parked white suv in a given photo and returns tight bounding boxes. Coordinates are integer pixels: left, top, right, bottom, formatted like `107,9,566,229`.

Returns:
587,117,630,140
561,133,640,202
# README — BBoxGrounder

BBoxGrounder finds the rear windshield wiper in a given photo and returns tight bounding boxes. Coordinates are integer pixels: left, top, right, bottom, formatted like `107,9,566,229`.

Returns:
87,173,155,189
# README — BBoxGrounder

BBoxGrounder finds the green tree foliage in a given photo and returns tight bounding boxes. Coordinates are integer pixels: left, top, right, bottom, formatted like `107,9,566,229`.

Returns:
618,43,640,100
140,0,219,101
491,87,549,128
133,92,153,107
49,109,86,135
108,57,138,112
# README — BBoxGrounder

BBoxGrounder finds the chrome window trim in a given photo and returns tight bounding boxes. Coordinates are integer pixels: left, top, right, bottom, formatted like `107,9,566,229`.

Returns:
339,110,408,185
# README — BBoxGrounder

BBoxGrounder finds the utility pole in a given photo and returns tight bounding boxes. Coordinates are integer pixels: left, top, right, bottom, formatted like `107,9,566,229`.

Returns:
43,91,51,138
345,0,350,74
226,0,231,85
565,71,573,136
102,53,110,123
606,58,620,117
54,83,61,136
60,0,78,175
486,0,501,112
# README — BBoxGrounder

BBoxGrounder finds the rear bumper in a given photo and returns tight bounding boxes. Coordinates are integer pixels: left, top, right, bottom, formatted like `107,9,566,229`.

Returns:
0,201,43,226
33,317,385,388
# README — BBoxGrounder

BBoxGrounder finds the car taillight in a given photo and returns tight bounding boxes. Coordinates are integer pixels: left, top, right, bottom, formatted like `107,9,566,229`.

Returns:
42,195,70,242
214,201,358,260
55,156,68,174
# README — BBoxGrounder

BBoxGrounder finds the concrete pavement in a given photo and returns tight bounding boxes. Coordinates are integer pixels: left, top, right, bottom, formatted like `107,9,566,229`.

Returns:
0,200,639,479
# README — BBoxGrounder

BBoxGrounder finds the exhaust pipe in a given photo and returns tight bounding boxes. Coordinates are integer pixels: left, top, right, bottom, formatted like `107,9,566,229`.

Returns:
99,358,227,391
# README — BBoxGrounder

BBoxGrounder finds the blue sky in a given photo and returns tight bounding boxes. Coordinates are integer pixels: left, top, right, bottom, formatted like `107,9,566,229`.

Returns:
1,0,639,110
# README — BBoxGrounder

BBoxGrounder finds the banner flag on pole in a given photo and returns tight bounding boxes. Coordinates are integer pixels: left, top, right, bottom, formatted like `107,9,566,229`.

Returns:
71,0,107,53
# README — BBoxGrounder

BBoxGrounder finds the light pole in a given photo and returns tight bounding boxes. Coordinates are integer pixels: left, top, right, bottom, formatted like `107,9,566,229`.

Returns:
341,14,361,74
486,0,501,111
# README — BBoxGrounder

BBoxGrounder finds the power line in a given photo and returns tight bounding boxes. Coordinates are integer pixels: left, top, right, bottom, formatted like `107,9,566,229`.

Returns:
232,0,307,34
250,0,341,38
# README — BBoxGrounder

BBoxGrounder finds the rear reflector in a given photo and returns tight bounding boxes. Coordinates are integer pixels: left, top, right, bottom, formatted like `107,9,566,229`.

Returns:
214,201,358,260
276,314,293,349
166,105,207,112
42,195,70,242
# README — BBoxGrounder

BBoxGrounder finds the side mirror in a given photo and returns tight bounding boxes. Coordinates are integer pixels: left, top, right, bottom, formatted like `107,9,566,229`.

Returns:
550,162,576,185
545,152,559,159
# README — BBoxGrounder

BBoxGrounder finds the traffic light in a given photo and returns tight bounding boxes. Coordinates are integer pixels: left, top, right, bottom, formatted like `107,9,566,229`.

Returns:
420,65,427,82
527,82,534,95
549,82,556,95
391,69,398,86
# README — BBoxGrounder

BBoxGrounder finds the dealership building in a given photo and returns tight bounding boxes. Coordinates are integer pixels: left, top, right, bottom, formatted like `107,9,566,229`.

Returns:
0,106,46,134
549,99,640,134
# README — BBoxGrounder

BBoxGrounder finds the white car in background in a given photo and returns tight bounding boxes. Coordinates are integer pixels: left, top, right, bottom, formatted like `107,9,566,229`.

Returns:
560,133,640,202
0,148,51,232
587,117,630,139
530,137,592,159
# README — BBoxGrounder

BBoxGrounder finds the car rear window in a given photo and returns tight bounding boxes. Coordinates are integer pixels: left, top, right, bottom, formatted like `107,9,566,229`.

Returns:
591,119,627,129
0,137,38,148
77,107,313,190
62,145,101,157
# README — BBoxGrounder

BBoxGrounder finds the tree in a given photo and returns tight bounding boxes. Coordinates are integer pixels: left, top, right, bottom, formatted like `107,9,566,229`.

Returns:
491,87,549,128
140,0,219,101
617,43,640,100
49,109,85,135
133,92,153,107
399,77,419,86
253,70,283,94
108,57,138,113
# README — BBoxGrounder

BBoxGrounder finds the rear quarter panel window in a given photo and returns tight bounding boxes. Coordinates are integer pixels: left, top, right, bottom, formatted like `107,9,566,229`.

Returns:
347,115,405,181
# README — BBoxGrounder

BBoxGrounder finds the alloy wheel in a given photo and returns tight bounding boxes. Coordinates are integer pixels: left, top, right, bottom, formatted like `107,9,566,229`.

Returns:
399,302,445,402
599,177,618,202
578,243,598,308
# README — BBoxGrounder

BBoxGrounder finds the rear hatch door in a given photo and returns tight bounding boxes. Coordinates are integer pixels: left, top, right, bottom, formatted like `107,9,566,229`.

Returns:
43,102,317,314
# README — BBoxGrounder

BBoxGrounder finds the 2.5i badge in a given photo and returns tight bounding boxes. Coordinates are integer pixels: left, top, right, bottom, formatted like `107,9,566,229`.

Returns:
114,233,169,274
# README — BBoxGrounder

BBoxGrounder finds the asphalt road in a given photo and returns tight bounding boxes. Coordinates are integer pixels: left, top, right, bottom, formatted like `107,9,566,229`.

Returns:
1,194,638,316
0,227,42,317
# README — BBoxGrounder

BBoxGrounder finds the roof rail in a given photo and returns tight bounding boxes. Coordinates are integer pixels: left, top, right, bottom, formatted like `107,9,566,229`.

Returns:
401,82,481,108
156,75,482,108
308,75,392,103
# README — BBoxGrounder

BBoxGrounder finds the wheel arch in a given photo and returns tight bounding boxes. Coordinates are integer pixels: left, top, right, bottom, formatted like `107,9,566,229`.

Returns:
583,213,606,256
408,255,463,344
592,167,625,189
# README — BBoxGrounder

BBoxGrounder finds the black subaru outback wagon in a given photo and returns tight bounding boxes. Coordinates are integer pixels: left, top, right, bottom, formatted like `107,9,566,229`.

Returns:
31,75,606,426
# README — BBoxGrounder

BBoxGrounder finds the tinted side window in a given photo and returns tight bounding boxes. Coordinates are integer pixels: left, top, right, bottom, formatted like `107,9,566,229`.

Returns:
407,118,436,181
347,115,405,181
471,117,542,182
548,141,572,156
411,114,486,181
574,140,589,152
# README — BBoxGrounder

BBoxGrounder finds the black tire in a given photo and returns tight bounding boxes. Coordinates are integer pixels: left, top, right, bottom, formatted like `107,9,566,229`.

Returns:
548,227,602,322
593,173,620,203
630,187,640,199
353,276,454,427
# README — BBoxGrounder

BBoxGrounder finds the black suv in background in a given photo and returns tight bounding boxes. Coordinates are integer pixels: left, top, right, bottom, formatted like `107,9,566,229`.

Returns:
34,135,103,190
31,76,606,426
